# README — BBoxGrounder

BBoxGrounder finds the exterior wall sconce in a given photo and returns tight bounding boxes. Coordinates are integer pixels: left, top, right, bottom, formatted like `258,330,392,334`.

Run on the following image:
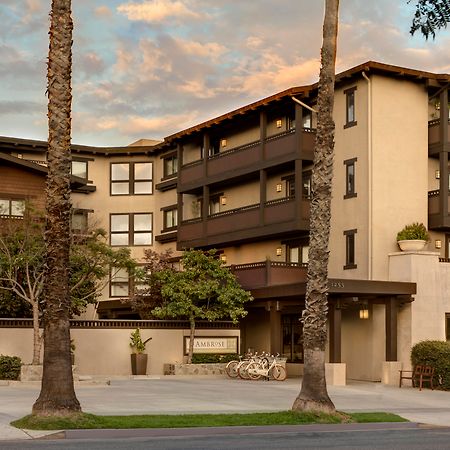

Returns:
435,170,440,179
359,304,369,320
221,139,227,147
276,247,282,257
276,183,283,192
435,239,442,249
220,196,227,205
220,254,227,263
276,119,282,128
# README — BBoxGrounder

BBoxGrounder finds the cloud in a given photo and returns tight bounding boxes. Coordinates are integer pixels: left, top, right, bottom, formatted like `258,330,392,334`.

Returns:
94,5,113,18
173,38,227,63
0,100,43,116
117,0,201,23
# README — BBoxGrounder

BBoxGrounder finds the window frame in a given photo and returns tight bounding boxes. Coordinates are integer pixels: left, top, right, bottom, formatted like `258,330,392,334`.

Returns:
71,158,89,181
0,196,26,218
161,204,178,232
110,213,153,246
109,266,130,298
344,86,357,128
110,161,154,196
162,154,178,179
344,229,357,270
344,157,357,199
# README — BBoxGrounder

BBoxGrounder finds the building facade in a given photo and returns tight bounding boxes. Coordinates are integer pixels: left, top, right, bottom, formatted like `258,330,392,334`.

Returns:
1,61,450,381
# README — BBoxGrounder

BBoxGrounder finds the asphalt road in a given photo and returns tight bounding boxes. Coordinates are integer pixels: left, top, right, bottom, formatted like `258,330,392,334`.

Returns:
1,426,450,450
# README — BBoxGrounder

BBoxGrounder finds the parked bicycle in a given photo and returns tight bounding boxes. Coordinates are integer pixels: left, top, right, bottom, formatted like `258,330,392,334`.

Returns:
245,354,287,381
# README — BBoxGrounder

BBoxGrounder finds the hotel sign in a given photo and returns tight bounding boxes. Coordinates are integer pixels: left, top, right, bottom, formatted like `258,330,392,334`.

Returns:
184,336,239,354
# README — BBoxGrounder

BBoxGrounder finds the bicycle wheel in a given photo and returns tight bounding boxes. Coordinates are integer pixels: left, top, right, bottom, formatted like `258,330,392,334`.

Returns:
238,361,251,379
246,362,262,380
271,364,287,381
225,360,239,378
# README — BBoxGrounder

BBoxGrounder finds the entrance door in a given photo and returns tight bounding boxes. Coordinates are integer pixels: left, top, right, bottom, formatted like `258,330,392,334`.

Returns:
282,314,304,363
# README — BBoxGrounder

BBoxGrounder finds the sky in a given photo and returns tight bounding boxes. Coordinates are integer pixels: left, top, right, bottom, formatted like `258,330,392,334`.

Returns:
1,0,450,147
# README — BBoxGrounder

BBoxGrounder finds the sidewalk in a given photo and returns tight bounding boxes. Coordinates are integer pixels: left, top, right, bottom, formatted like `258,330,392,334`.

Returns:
1,376,449,440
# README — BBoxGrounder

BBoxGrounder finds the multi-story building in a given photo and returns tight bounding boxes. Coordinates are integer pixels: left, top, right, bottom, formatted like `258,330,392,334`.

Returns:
1,61,450,382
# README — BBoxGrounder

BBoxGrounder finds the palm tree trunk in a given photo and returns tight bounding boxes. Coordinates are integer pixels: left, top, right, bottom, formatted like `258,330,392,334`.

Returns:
33,0,81,416
32,301,41,365
188,316,196,364
292,0,339,414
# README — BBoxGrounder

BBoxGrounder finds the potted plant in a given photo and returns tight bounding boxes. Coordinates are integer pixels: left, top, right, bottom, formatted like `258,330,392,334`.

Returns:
396,222,430,251
129,328,152,375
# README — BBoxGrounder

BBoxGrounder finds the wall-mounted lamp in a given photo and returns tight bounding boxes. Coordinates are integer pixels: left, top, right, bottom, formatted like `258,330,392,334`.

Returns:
276,247,282,257
276,183,283,192
220,196,227,205
276,119,282,128
435,170,441,179
221,139,227,147
435,239,442,249
359,303,369,320
220,254,227,263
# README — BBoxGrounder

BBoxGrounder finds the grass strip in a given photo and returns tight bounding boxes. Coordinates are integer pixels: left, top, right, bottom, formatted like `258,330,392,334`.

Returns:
12,411,407,431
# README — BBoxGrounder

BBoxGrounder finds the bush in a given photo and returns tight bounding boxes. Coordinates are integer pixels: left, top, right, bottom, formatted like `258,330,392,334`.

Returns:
191,353,239,364
396,222,429,241
0,355,22,380
411,340,450,390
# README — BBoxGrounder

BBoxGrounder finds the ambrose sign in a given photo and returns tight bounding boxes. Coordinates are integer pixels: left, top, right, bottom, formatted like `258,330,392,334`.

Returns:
184,336,238,354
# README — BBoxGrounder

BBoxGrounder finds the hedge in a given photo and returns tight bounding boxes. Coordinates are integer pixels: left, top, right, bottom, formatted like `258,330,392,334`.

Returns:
191,353,239,364
411,340,450,390
0,355,22,380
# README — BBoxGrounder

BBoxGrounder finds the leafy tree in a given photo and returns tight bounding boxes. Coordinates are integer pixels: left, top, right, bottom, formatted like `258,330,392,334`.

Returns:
410,0,450,39
122,249,176,319
0,220,136,365
292,0,338,414
152,249,252,363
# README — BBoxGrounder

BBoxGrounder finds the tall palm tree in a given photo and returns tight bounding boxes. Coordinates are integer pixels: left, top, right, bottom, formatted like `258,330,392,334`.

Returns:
410,0,450,39
292,0,339,414
32,0,81,415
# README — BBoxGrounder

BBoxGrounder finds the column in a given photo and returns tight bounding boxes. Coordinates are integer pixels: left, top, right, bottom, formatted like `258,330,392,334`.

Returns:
385,297,398,362
269,304,282,355
259,169,267,225
328,300,342,363
439,89,449,220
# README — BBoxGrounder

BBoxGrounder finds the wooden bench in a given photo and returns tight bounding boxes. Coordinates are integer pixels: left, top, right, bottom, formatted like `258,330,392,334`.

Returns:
399,365,435,390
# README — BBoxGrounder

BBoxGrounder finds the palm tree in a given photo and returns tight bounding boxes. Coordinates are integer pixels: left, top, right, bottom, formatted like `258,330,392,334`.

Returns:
292,0,339,414
32,0,81,415
410,0,450,39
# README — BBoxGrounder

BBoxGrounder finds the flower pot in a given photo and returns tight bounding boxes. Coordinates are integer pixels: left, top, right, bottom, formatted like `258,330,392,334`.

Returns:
131,353,148,375
397,239,427,251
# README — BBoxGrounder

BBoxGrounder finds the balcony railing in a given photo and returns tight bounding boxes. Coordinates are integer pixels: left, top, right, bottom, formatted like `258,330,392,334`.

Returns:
230,260,308,290
428,189,450,229
428,119,450,147
179,127,316,189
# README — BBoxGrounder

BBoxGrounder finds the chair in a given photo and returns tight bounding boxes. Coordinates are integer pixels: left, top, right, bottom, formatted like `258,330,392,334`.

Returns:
399,365,435,390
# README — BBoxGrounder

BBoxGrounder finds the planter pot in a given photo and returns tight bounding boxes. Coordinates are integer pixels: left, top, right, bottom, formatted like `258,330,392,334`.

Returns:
131,353,148,375
397,239,427,251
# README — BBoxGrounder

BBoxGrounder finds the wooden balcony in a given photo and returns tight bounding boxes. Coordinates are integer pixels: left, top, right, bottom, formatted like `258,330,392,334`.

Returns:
178,196,310,249
428,119,450,152
230,261,307,290
428,189,450,229
179,128,316,191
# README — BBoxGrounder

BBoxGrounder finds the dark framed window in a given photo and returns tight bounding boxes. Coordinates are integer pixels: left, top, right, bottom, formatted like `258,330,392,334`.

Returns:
0,198,25,218
302,110,312,129
287,244,309,264
446,313,450,341
209,194,222,215
344,229,357,269
71,209,90,234
163,155,178,178
110,213,153,246
344,158,357,199
71,160,88,180
110,162,153,195
110,267,129,297
302,171,312,198
344,86,357,128
282,314,304,363
162,205,178,231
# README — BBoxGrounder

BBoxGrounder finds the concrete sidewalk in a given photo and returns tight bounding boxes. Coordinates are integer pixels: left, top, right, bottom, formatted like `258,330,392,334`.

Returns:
1,376,449,440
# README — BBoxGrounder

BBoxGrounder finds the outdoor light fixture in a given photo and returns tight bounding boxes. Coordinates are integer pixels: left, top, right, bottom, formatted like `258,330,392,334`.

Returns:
220,196,227,205
359,303,369,320
221,139,227,147
435,170,440,179
220,254,227,263
276,119,282,128
276,247,282,256
276,183,283,192
435,239,442,249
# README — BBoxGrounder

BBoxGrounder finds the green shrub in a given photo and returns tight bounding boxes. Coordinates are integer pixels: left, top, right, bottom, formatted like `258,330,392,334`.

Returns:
411,340,450,390
191,353,239,364
0,355,22,380
396,222,429,241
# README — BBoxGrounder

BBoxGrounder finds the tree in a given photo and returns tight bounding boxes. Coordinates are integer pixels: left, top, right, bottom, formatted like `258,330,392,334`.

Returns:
152,249,252,363
0,220,137,365
292,0,339,414
410,0,450,39
32,0,80,415
122,248,175,319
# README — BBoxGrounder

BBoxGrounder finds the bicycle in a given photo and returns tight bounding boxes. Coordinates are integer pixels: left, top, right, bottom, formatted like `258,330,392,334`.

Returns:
245,354,287,381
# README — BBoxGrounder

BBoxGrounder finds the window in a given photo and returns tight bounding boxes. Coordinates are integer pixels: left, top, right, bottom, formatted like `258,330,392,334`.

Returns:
71,209,89,234
282,314,303,363
344,229,357,269
71,160,88,179
302,172,312,198
110,267,129,297
0,198,25,218
344,158,357,198
163,206,178,230
302,110,312,129
209,140,220,157
111,162,153,195
110,213,153,246
288,244,309,264
163,155,178,178
344,86,357,128
209,195,221,215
